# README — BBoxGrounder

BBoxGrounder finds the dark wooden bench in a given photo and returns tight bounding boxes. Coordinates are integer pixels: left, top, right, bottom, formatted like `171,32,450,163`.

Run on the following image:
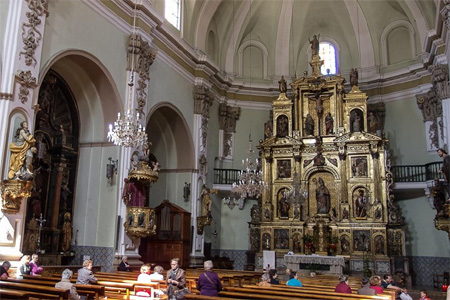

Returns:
224,286,390,300
6,278,104,300
0,281,69,300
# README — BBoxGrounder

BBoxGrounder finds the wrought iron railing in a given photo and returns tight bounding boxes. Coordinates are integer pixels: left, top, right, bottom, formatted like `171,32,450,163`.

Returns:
214,162,443,184
214,168,241,185
391,161,442,182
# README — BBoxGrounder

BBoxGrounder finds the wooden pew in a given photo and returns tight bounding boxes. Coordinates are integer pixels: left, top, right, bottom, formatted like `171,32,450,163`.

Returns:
224,286,391,300
0,288,60,300
0,281,70,300
6,278,104,300
185,294,248,300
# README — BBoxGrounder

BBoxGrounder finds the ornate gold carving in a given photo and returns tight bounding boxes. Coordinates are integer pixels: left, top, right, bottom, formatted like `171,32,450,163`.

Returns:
197,215,212,235
128,161,158,183
1,180,33,214
124,206,156,240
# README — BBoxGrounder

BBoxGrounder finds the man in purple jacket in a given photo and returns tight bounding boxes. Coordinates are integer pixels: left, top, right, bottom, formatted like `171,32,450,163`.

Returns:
197,260,222,296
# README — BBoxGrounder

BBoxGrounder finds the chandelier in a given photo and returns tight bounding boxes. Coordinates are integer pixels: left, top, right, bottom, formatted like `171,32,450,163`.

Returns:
224,136,267,209
107,3,147,148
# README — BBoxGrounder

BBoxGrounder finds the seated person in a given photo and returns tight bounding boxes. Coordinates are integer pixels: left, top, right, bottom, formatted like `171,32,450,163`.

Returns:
358,277,376,295
419,290,431,300
286,271,302,287
16,255,30,279
29,254,43,275
149,265,164,281
370,275,384,294
118,256,130,271
136,264,153,297
197,260,222,297
0,261,11,279
268,269,279,284
55,269,80,300
335,275,352,293
76,260,97,285
258,272,272,287
381,274,412,300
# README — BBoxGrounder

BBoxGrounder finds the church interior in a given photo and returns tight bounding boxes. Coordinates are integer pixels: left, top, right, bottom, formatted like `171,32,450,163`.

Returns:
1,0,450,292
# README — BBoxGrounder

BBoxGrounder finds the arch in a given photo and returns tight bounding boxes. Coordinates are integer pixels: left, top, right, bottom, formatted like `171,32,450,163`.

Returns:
147,102,194,170
194,0,221,51
238,39,269,79
274,0,294,76
38,49,122,143
302,166,340,181
381,20,416,66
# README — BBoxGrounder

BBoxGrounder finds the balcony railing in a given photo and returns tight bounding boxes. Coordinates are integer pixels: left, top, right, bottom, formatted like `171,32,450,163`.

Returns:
214,168,241,185
391,161,442,182
214,162,443,185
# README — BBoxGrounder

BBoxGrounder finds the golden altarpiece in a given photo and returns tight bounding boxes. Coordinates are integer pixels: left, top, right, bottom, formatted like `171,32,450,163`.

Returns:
253,53,405,275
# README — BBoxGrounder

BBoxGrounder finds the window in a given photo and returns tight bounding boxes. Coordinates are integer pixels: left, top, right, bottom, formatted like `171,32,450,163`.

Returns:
319,42,337,75
165,0,181,30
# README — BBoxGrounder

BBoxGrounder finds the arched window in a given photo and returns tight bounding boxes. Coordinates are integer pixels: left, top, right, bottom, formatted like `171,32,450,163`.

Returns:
165,0,181,30
319,42,337,75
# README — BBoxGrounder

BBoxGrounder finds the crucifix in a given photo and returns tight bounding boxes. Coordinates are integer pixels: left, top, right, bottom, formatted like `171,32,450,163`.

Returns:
35,213,46,253
308,91,332,135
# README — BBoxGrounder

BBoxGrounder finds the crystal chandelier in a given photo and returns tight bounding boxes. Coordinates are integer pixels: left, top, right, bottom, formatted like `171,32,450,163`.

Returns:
224,136,267,209
107,3,147,148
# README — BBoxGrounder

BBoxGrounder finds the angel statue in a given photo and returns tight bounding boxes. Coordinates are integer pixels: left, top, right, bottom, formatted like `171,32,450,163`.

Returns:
8,121,36,180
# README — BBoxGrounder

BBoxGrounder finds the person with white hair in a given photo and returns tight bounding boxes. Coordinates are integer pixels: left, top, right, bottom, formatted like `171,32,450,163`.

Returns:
55,269,80,300
196,260,222,296
118,256,130,271
29,253,43,275
76,260,97,285
16,255,30,278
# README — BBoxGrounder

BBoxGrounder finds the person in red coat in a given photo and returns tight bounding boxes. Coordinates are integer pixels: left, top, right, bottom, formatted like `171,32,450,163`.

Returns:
335,275,352,293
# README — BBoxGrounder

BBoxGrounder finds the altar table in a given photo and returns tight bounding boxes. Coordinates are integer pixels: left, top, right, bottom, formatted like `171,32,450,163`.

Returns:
284,254,344,275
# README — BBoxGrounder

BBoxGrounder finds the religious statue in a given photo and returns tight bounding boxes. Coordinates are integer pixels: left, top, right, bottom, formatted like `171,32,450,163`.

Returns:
305,114,314,136
313,151,325,166
342,207,349,220
293,234,302,252
61,212,72,252
315,177,330,214
278,75,287,93
262,233,271,250
340,236,350,253
355,190,367,218
374,235,385,255
276,115,288,137
200,184,218,217
350,68,358,87
351,111,362,132
148,210,156,231
122,178,146,207
8,121,37,180
325,112,334,134
309,34,320,57
367,112,378,133
277,190,290,218
437,148,450,197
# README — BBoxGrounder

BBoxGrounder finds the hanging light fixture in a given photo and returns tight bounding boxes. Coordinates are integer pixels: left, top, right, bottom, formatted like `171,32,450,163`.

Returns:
223,136,267,209
107,3,148,148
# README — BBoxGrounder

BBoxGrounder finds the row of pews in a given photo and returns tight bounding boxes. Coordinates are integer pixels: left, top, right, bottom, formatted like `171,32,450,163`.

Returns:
0,267,396,300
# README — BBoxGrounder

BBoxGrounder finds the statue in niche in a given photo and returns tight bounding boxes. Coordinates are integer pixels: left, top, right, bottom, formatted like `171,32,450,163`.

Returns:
342,207,349,220
367,112,378,133
127,211,134,226
61,212,72,252
149,210,156,231
278,76,287,93
350,68,359,87
314,177,331,214
352,157,367,177
309,34,320,57
293,234,302,252
274,229,289,249
325,113,334,134
8,121,37,180
351,110,363,132
355,189,368,218
277,115,288,137
264,207,271,220
277,189,290,218
340,236,350,253
305,114,314,136
374,235,385,255
138,212,145,227
200,184,218,217
262,233,271,250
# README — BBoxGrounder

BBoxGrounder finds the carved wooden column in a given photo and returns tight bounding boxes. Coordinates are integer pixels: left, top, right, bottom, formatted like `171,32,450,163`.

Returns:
51,163,66,229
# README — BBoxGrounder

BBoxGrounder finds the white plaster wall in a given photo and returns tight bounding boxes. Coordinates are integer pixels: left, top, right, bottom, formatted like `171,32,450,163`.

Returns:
0,1,10,61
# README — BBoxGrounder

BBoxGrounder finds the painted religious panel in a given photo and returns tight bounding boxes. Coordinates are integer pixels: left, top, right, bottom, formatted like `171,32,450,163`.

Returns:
309,172,335,215
353,230,371,252
351,156,368,177
277,159,291,179
277,188,290,219
374,234,385,255
274,229,289,249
